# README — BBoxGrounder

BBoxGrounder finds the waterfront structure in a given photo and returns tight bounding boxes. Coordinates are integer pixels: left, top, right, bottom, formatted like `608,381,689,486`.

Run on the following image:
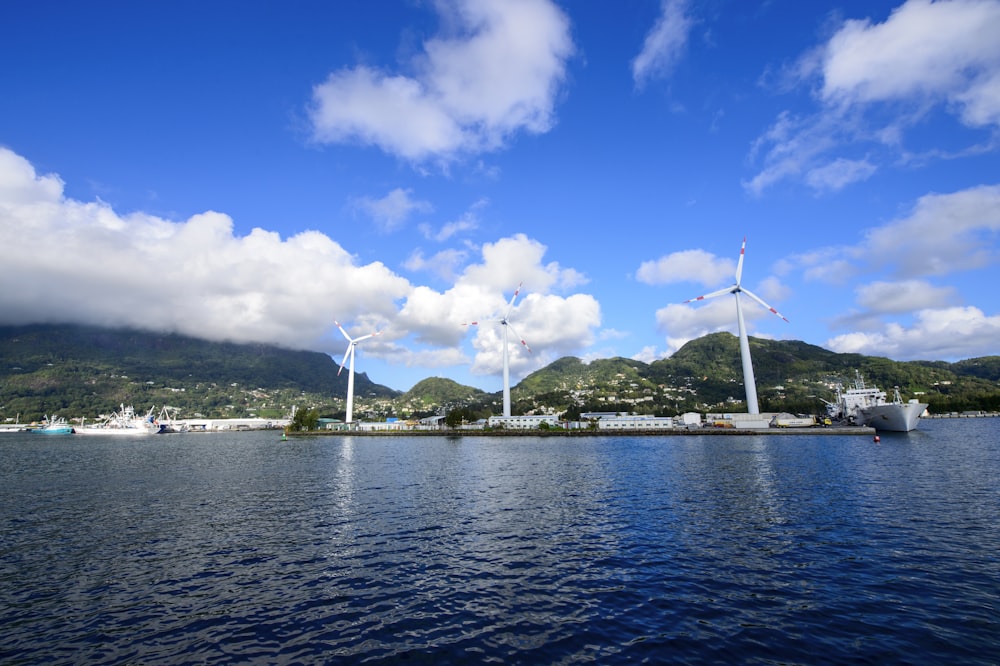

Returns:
488,414,558,429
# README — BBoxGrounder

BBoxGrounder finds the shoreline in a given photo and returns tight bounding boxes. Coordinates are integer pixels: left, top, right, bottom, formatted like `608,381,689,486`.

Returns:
286,426,878,437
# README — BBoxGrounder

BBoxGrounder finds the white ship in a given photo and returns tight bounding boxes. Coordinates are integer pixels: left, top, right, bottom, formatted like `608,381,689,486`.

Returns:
75,405,166,436
825,371,928,432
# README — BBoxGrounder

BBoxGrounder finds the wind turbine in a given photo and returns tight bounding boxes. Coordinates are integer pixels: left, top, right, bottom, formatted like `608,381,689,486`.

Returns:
335,320,382,425
464,283,532,418
683,237,788,415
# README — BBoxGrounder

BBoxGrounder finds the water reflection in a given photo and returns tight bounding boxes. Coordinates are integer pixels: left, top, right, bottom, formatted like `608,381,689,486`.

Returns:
1,425,998,664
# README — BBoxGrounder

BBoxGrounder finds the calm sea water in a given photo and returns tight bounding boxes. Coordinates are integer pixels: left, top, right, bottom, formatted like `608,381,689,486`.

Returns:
1,419,998,665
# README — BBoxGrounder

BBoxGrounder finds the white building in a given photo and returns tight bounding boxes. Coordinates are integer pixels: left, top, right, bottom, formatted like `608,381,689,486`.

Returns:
488,414,560,429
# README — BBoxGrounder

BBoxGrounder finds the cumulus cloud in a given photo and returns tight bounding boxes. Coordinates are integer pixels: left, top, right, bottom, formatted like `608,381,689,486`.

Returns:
772,183,1000,361
826,306,1000,360
747,0,1000,194
632,0,695,88
636,248,735,287
821,0,1000,121
397,233,600,379
352,188,432,232
777,183,1000,287
865,184,1000,277
308,0,574,163
0,148,604,382
0,149,411,355
642,239,791,356
855,279,959,314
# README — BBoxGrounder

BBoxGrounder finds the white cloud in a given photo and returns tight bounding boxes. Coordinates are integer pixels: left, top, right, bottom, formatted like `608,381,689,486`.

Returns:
403,248,469,281
397,234,600,378
805,157,877,192
418,198,487,241
826,306,1000,360
0,148,604,382
0,147,413,353
0,148,65,204
308,0,574,162
855,279,959,314
631,345,664,364
743,111,842,196
636,248,735,287
778,183,1000,363
461,233,589,292
465,292,601,377
632,0,695,88
865,184,1000,277
352,188,432,232
748,0,1000,193
821,0,1000,124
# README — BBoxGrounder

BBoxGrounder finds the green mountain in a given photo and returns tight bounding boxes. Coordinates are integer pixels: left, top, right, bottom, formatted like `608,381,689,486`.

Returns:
509,332,1000,417
402,377,487,407
1,325,998,422
0,324,398,421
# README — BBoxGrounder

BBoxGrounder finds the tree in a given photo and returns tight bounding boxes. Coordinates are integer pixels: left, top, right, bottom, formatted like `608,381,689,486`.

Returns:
289,407,320,431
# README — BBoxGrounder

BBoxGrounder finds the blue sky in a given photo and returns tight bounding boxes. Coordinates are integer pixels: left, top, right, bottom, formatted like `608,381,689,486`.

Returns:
2,0,999,392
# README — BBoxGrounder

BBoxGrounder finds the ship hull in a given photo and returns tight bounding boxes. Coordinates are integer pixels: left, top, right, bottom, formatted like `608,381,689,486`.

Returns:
861,402,928,432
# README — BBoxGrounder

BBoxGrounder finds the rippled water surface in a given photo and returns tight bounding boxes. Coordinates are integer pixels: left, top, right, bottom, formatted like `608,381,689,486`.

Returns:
2,420,998,664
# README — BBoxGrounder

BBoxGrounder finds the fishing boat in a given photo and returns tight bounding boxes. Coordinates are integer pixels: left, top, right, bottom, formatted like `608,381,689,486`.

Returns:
75,405,166,436
157,406,188,433
31,416,74,435
824,371,928,432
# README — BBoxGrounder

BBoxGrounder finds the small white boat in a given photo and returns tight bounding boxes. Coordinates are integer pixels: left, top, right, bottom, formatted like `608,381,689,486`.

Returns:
825,372,928,432
75,405,165,436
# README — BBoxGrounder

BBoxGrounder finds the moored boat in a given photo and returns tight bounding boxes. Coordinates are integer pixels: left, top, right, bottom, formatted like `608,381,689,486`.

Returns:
75,405,165,436
31,416,74,435
825,371,928,432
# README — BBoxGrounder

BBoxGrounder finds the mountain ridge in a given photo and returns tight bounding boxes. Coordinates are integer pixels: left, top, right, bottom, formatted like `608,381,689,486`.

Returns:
1,324,998,421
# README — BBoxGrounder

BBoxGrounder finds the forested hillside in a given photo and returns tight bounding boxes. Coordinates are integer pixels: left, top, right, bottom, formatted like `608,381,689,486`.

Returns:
0,324,397,421
1,325,997,423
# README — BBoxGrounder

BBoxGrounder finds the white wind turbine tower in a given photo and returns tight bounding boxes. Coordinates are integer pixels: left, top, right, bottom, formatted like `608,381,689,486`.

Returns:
464,283,532,418
683,237,788,415
335,320,383,425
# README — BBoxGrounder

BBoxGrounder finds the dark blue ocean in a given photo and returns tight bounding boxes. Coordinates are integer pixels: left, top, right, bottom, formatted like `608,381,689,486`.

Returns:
2,419,998,665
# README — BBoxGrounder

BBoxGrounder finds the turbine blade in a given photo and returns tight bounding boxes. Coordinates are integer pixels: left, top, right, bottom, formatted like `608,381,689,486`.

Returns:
741,287,789,322
506,322,532,353
337,347,351,376
334,320,353,343
354,329,382,344
504,282,523,318
684,285,735,303
463,316,502,326
735,236,747,285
